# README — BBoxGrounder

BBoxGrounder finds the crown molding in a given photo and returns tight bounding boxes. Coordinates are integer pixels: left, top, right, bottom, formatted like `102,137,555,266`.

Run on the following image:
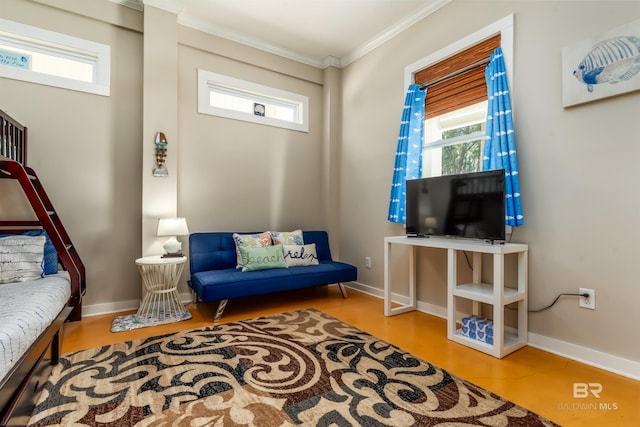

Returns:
109,0,143,11
114,0,451,69
322,56,342,69
142,0,184,14
111,0,184,14
177,14,326,69
340,0,452,68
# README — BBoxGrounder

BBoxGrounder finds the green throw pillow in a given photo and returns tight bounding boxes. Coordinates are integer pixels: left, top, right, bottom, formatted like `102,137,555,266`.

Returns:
239,244,287,272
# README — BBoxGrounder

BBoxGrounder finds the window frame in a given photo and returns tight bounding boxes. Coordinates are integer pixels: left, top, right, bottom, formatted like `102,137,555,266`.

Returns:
422,101,488,177
404,15,514,178
0,18,111,96
197,69,309,133
404,14,514,100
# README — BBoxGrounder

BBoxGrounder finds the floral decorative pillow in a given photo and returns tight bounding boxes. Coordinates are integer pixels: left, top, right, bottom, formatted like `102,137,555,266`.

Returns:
282,244,319,267
239,244,287,272
269,229,304,245
232,232,272,269
0,235,46,284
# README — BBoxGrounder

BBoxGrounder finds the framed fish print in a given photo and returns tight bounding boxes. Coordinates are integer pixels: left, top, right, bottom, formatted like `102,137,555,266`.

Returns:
562,19,640,107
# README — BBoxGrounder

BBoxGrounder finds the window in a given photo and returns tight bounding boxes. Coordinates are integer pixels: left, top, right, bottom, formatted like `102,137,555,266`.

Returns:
405,15,514,178
417,35,499,178
198,69,309,132
0,18,110,96
422,101,487,177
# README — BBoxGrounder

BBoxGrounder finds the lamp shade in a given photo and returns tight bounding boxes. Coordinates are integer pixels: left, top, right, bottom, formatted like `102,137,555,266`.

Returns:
157,217,189,237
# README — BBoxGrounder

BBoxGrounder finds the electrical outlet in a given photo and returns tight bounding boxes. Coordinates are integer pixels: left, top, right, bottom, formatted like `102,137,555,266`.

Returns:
579,288,595,309
365,256,372,269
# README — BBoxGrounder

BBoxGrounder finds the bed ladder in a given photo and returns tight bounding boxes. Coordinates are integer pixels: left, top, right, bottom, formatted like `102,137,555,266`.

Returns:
0,159,85,321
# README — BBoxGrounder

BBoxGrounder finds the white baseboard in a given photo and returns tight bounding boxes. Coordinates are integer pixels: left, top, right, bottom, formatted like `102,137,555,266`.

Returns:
345,282,639,380
82,284,639,380
527,332,640,381
81,292,194,317
346,281,383,298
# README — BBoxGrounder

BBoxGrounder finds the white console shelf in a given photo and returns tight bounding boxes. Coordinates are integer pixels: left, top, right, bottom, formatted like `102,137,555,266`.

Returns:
384,235,528,358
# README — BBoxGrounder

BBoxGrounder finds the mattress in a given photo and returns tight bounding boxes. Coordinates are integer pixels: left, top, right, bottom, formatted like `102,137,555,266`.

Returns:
0,272,71,382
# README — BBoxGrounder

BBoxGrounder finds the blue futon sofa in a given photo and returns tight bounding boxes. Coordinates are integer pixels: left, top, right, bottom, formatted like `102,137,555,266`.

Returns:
188,230,357,321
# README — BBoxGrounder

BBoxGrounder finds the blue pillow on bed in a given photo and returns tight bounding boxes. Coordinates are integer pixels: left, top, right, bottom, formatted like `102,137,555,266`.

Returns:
0,230,58,275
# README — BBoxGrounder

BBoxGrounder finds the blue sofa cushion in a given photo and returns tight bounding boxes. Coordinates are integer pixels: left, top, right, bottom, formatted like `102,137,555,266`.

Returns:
190,261,357,302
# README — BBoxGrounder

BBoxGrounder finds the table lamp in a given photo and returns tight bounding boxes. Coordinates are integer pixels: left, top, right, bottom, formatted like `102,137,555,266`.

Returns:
157,217,189,257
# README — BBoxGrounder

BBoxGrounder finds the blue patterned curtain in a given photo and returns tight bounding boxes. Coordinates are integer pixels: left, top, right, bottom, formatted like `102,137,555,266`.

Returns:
388,84,425,224
483,48,524,226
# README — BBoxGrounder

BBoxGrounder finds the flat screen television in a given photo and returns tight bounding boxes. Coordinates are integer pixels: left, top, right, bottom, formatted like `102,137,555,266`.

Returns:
406,169,506,242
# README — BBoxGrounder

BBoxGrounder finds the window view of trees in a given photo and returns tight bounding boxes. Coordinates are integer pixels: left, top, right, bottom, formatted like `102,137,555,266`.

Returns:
441,124,482,175
416,35,500,179
422,101,486,178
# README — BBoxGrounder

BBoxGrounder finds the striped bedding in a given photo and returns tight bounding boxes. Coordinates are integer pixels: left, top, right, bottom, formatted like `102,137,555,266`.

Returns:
0,272,71,382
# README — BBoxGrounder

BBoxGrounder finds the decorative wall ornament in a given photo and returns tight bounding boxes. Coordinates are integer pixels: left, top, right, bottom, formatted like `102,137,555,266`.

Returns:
253,102,265,116
562,19,640,107
153,132,168,177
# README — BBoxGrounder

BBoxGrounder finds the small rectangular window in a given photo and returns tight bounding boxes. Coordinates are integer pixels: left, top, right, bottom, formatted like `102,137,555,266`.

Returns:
0,18,110,96
198,69,309,132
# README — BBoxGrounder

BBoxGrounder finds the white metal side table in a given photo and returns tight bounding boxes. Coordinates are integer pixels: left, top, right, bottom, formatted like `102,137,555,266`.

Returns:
135,255,189,323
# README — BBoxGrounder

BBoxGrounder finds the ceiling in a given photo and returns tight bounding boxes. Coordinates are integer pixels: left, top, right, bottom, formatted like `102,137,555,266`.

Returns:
130,0,450,68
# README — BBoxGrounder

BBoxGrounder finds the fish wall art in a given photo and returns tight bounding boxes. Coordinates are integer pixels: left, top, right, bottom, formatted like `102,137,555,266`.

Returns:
562,19,640,107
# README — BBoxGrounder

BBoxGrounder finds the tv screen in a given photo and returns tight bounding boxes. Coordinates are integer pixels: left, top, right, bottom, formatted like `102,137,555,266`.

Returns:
406,170,506,241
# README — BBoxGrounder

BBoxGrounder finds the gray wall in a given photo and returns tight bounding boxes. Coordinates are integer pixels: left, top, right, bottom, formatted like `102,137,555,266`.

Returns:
176,28,328,235
340,0,640,362
1,0,144,308
1,0,638,368
1,0,334,311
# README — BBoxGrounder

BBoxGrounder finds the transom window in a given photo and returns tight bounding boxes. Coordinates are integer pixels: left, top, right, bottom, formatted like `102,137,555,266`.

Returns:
210,86,299,123
198,69,309,132
0,18,110,96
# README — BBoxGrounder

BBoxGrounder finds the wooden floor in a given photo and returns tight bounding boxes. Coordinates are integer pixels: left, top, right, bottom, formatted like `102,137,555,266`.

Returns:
62,286,639,427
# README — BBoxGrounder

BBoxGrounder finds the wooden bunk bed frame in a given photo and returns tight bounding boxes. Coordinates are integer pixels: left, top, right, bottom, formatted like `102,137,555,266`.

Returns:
0,109,86,426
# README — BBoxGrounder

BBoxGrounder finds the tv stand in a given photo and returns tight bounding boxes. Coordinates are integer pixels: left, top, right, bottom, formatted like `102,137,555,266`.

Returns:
383,236,528,358
484,239,505,245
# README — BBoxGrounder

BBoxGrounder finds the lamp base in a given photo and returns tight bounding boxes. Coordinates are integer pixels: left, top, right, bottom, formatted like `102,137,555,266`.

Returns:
162,236,183,256
161,252,184,258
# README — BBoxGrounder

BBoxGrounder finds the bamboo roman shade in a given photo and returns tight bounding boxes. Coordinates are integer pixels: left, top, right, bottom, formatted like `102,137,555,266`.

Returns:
415,34,501,119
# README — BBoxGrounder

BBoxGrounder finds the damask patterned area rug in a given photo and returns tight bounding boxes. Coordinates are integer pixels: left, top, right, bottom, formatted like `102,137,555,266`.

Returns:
28,308,559,426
